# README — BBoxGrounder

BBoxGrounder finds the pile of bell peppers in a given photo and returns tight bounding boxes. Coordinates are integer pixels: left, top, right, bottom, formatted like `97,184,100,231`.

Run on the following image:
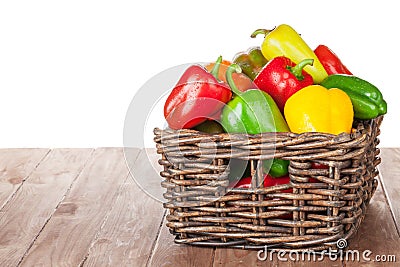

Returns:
163,23,387,189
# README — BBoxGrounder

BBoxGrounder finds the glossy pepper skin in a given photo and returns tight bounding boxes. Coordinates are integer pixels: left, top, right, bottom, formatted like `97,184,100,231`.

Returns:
251,24,328,84
229,174,291,192
221,64,290,177
284,85,354,135
221,64,290,134
314,45,352,75
193,120,224,134
321,74,387,119
164,57,232,129
254,56,314,112
221,89,289,134
268,159,290,178
233,47,268,80
205,60,256,92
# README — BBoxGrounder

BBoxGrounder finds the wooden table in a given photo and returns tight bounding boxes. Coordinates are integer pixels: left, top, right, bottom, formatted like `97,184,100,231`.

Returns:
0,148,398,266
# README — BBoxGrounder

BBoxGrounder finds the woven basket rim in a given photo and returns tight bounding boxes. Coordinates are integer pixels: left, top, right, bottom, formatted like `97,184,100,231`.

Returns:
154,115,383,140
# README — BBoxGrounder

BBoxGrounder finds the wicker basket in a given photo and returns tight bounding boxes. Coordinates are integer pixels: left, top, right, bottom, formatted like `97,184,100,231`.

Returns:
153,116,383,251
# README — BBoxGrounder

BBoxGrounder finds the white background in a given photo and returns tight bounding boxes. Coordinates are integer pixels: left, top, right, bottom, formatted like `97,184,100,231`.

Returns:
0,0,398,148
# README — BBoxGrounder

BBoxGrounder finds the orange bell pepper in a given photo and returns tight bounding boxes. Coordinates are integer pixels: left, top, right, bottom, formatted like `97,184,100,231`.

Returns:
284,85,353,135
205,60,256,92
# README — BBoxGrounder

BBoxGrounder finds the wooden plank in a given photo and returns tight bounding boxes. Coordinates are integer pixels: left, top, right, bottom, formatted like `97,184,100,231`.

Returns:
82,149,165,266
19,148,134,267
378,148,400,233
345,177,400,266
129,148,165,203
213,248,277,267
147,218,215,267
0,148,93,267
0,148,49,210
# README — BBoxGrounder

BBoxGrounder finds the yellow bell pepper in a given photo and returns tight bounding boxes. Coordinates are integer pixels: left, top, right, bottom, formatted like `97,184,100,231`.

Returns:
251,24,328,84
284,85,353,135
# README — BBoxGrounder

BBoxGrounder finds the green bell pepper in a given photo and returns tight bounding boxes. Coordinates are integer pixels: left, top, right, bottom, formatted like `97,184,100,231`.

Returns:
233,47,268,80
269,158,290,178
321,74,387,119
193,120,225,134
221,64,290,177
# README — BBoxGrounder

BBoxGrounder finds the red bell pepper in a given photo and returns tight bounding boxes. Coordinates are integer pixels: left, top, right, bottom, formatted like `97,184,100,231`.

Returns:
264,174,292,193
253,56,314,112
164,57,232,129
230,176,252,189
229,173,322,220
311,162,328,169
229,174,292,219
230,170,323,190
314,45,353,75
230,174,292,193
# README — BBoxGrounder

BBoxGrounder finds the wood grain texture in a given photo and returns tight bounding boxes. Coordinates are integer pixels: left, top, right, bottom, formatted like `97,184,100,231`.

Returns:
83,149,165,267
0,148,398,267
213,243,339,266
129,148,165,203
148,217,215,267
378,148,400,233
345,179,400,266
0,148,92,267
214,249,343,267
19,148,132,267
213,249,278,267
0,148,49,210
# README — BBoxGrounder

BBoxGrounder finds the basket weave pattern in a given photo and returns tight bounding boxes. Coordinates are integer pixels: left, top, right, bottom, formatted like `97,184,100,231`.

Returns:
154,116,383,251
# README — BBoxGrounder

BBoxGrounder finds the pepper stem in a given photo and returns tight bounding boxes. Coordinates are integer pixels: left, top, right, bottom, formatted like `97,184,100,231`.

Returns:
250,29,272,38
210,56,223,81
225,64,242,96
289,58,314,81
